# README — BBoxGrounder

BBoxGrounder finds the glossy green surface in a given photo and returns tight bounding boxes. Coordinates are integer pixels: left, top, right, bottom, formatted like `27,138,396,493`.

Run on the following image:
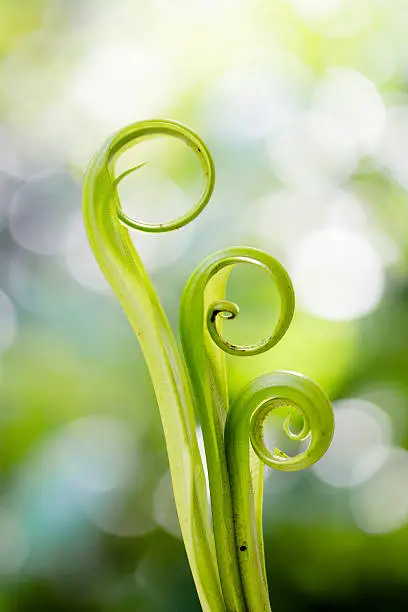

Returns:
225,372,335,611
83,119,335,611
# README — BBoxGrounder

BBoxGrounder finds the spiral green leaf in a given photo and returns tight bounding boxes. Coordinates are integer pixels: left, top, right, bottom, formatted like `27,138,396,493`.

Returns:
82,118,335,612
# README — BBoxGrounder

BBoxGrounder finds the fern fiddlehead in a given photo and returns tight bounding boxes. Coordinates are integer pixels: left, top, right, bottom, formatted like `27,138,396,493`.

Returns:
83,118,335,611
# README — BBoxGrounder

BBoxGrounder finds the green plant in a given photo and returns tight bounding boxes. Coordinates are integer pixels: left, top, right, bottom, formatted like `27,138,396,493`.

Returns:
83,118,335,612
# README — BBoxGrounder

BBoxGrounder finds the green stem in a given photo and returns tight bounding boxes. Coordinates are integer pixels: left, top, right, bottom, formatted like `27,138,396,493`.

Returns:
180,248,296,611
83,118,335,612
225,372,335,611
83,119,225,612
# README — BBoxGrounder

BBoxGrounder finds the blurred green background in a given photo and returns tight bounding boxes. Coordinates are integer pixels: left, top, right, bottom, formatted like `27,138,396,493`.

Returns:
1,0,408,610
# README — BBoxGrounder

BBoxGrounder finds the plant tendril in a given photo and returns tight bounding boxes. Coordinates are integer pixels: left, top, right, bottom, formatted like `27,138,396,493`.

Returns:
110,119,215,233
83,119,224,612
83,118,335,612
225,372,334,610
202,251,295,357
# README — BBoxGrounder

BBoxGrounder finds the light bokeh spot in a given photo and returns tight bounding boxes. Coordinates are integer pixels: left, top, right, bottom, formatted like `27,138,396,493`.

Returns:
289,228,385,321
203,63,305,142
313,398,392,488
0,507,29,575
86,490,155,538
0,290,17,355
69,42,170,129
51,416,137,493
312,68,386,157
289,0,341,21
153,472,181,538
350,447,408,534
64,212,112,294
9,170,79,256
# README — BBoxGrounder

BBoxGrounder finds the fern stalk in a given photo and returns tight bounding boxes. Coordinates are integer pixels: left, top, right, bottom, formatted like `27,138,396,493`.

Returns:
83,118,334,611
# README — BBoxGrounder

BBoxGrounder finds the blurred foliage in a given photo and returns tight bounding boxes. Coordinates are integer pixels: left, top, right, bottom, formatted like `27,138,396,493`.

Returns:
1,0,408,609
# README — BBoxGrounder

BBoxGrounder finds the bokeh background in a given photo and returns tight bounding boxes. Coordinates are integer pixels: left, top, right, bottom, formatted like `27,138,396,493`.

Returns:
1,0,408,610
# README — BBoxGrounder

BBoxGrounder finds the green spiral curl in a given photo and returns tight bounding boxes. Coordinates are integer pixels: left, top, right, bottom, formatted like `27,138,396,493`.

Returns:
83,118,335,612
83,119,223,612
225,372,334,611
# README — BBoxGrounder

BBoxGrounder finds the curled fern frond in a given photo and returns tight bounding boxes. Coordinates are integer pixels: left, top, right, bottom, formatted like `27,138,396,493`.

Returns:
225,371,334,611
83,118,334,612
83,119,224,612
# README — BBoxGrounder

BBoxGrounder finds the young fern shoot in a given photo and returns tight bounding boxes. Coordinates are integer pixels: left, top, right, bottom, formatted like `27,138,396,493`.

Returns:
83,118,335,612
